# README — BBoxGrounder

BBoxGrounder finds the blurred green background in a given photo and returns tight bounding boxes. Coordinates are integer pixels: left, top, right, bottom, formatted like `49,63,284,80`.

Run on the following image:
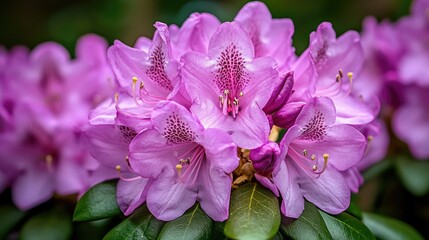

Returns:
0,0,411,54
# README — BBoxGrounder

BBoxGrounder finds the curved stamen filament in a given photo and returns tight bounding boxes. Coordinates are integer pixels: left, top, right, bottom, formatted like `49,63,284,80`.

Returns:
115,165,142,182
176,145,205,185
288,147,329,177
315,70,354,99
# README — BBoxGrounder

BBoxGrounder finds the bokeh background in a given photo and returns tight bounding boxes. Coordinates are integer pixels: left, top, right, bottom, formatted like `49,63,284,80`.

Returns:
0,0,411,54
3,0,429,238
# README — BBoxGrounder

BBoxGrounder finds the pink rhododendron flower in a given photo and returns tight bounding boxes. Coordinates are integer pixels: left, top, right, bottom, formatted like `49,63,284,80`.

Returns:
0,35,113,210
85,1,389,222
182,22,278,149
274,97,366,217
393,86,429,159
359,0,429,160
129,101,238,221
234,1,295,71
291,22,375,126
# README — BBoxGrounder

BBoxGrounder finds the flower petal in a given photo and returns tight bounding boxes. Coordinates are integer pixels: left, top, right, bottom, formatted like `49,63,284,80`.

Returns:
117,178,150,216
273,161,304,218
146,169,197,221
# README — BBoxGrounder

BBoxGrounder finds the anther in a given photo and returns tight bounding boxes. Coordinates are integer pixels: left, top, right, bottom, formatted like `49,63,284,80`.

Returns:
323,153,329,161
303,149,308,156
114,93,119,105
132,76,138,84
233,97,239,105
176,164,183,177
367,135,373,142
311,154,316,161
45,154,53,164
312,165,318,171
239,91,244,97
336,74,341,82
115,164,142,182
347,72,353,80
338,69,343,78
139,82,144,89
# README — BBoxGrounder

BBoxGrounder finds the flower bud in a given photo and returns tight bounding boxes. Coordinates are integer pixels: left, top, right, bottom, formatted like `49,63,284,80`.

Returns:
249,141,280,175
263,71,294,114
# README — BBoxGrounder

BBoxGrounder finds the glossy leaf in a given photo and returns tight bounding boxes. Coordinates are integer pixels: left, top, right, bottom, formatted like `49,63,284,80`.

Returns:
362,212,424,240
210,221,227,240
158,203,212,240
21,208,72,240
320,211,375,240
73,181,121,221
394,156,429,196
224,182,281,240
281,201,332,240
0,205,26,239
346,202,362,220
104,205,165,240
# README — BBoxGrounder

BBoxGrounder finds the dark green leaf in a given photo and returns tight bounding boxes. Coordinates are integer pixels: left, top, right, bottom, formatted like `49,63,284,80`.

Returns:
394,156,429,196
272,232,285,240
281,201,332,240
0,205,26,239
158,203,212,240
320,211,375,240
104,205,165,240
346,202,362,220
224,182,281,240
362,212,424,240
73,181,121,221
21,207,72,240
210,221,227,240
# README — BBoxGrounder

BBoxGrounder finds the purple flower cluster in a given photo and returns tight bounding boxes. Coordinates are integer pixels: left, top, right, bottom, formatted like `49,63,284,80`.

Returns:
0,35,114,210
86,1,382,221
358,0,429,160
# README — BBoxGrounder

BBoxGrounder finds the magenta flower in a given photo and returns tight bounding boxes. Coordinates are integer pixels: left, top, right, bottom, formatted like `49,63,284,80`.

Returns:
273,97,366,218
108,22,180,101
234,1,295,71
182,22,278,149
292,22,374,125
393,86,429,159
0,35,113,210
169,12,220,58
85,93,151,215
128,101,238,221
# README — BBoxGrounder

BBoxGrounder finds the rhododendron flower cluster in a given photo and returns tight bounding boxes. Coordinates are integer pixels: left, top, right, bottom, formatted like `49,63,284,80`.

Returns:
359,0,429,160
87,1,382,221
0,34,114,210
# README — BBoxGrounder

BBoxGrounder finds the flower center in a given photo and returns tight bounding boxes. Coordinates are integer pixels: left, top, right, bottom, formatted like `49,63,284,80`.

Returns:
175,144,205,184
213,43,250,118
315,69,354,99
289,146,329,176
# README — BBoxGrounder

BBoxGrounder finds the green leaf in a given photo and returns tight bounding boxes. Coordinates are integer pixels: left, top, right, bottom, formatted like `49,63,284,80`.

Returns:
224,182,281,240
21,207,72,240
394,156,429,196
73,181,121,221
0,205,26,239
210,221,227,240
158,203,212,240
320,211,375,240
272,232,285,240
362,212,424,240
104,205,165,240
281,201,332,240
346,202,362,220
